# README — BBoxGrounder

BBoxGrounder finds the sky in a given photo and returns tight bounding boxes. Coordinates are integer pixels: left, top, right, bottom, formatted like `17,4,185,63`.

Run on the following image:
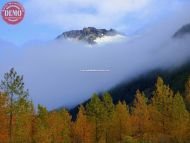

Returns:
0,0,189,45
1,0,190,109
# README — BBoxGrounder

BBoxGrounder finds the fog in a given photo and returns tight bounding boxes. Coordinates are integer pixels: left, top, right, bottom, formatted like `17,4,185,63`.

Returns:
1,12,190,109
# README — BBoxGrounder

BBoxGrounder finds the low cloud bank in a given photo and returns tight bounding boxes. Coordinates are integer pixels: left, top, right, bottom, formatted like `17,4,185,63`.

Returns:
1,12,190,109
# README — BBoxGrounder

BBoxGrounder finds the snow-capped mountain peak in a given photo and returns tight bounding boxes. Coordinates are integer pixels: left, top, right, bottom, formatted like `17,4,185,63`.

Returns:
56,27,126,44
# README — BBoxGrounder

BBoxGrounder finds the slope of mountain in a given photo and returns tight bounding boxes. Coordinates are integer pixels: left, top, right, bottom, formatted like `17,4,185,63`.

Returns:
173,23,190,38
68,24,190,119
68,61,190,119
56,27,125,44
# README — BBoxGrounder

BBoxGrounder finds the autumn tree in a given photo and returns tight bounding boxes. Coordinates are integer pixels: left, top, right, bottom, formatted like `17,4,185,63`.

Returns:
131,90,150,141
48,111,62,143
13,98,34,143
33,105,51,143
184,77,190,111
112,101,129,143
151,77,190,142
72,105,93,143
46,108,72,143
152,77,174,137
0,92,9,143
57,109,72,143
0,68,32,143
1,68,190,143
170,92,189,142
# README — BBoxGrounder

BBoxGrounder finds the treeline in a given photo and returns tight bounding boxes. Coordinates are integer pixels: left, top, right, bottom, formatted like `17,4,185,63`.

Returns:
0,68,190,143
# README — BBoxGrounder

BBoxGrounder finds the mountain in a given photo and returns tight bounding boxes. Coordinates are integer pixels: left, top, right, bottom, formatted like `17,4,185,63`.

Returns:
56,27,125,44
173,23,190,38
68,25,190,119
68,61,190,119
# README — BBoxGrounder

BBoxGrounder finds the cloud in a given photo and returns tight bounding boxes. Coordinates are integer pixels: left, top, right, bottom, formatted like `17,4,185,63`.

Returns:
1,18,190,110
24,0,151,31
23,0,190,35
1,2,190,110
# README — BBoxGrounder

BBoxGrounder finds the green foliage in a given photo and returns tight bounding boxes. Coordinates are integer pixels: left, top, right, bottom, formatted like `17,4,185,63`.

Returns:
86,94,105,120
0,68,32,143
86,94,106,142
0,68,28,99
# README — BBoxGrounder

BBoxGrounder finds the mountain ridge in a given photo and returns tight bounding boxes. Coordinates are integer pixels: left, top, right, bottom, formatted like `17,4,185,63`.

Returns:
173,23,190,38
56,27,124,44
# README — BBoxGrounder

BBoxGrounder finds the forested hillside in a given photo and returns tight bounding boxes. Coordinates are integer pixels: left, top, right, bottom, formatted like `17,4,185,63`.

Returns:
70,62,190,118
0,68,190,143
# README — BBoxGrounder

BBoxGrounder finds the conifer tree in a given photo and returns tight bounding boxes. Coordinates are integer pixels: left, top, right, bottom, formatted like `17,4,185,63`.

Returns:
0,68,30,143
33,105,51,143
185,77,190,111
151,77,189,142
112,101,129,143
152,77,174,135
73,105,93,143
47,109,72,143
102,93,114,143
13,99,34,143
131,90,150,140
59,109,72,143
0,93,9,143
86,94,106,143
170,92,189,142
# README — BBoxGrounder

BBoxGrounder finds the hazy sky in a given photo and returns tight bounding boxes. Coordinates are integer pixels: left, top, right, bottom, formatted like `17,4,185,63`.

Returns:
1,0,190,109
0,0,189,45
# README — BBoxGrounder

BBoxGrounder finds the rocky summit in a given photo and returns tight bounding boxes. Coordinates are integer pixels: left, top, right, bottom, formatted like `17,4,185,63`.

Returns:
56,27,120,44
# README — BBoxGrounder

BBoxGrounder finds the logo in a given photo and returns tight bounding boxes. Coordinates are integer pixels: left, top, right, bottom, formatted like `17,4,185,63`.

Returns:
1,1,25,25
